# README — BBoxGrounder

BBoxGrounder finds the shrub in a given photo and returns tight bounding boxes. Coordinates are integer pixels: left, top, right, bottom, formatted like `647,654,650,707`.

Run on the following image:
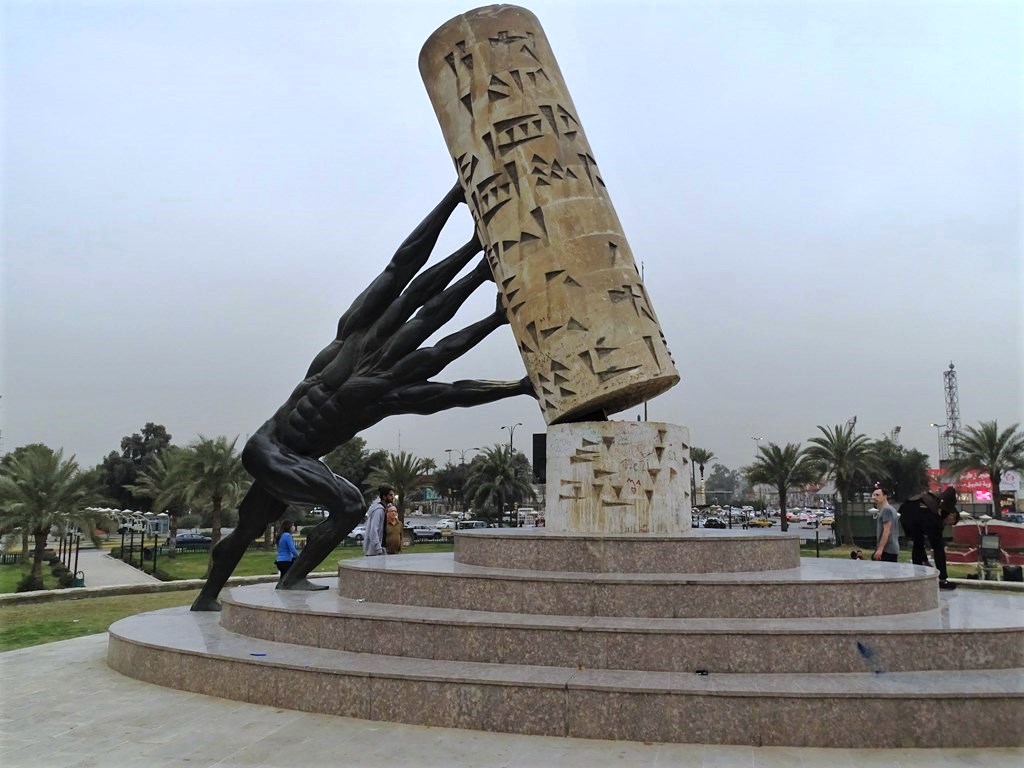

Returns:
16,574,44,592
57,572,75,588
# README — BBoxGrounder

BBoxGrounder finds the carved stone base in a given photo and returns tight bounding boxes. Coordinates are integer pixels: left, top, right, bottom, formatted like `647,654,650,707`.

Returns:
545,420,691,534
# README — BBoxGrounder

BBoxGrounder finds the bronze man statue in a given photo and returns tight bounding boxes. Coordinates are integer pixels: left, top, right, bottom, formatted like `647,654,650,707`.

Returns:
192,183,533,611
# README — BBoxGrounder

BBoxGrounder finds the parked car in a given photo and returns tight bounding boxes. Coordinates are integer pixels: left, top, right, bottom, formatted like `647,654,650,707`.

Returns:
172,532,212,549
410,525,440,540
457,520,489,530
436,519,456,530
747,518,775,528
703,517,727,529
346,524,367,543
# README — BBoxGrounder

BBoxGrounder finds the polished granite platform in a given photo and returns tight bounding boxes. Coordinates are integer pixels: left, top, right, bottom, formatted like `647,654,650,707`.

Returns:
107,531,1024,748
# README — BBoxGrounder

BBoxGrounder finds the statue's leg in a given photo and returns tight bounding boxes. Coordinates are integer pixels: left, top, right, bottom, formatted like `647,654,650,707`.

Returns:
191,483,285,611
241,431,366,591
278,505,363,589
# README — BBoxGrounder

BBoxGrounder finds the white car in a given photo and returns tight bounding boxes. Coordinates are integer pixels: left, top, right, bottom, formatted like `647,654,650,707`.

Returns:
436,519,456,530
347,524,367,543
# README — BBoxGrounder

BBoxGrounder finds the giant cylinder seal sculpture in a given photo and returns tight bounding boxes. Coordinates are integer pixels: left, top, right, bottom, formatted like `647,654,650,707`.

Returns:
420,5,679,425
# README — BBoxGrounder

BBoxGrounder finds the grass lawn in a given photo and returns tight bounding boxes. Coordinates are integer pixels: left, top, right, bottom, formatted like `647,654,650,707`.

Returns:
0,562,57,593
0,590,200,652
0,541,457,652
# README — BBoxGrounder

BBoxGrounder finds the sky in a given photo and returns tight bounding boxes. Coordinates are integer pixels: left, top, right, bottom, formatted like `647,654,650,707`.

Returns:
2,0,1021,477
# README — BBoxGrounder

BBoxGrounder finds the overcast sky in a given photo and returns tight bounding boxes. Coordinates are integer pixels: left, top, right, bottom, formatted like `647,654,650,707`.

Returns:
3,0,1021,477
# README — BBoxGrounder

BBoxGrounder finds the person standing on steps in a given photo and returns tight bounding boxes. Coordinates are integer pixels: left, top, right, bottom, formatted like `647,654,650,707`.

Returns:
275,520,300,577
871,484,900,563
900,486,959,590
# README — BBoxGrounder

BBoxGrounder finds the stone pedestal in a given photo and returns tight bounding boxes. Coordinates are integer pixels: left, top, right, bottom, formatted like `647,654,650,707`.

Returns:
545,420,691,533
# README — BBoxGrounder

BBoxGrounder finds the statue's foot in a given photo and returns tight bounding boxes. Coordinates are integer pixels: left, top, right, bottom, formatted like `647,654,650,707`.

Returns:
276,578,329,591
190,595,222,612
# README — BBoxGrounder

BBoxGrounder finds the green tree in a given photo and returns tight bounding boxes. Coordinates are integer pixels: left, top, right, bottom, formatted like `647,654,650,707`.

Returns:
705,463,741,505
127,446,190,557
463,445,534,525
97,423,173,509
744,442,819,532
181,436,249,546
433,463,470,511
807,423,878,545
321,438,389,496
872,438,930,501
690,447,715,506
947,421,1024,519
0,445,105,588
366,451,431,521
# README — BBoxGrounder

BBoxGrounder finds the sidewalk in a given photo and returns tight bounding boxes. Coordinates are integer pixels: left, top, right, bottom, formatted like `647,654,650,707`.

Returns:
0,634,1020,768
72,547,161,587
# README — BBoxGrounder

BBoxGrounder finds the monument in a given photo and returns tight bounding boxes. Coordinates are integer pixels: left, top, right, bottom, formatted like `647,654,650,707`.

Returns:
110,6,1022,748
419,6,689,534
192,4,687,614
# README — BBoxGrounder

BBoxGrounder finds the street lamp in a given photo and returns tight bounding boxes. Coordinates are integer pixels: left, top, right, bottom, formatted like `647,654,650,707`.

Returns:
446,447,479,464
748,437,764,529
501,423,523,453
751,436,764,458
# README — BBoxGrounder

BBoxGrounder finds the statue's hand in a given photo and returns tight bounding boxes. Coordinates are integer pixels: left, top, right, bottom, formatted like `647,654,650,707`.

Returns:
519,376,537,399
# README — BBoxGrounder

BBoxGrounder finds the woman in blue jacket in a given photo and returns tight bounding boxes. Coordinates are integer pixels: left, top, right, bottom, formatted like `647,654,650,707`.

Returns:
275,520,300,577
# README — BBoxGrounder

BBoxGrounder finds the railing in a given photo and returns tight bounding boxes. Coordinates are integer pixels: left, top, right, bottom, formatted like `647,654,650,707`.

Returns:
0,552,26,565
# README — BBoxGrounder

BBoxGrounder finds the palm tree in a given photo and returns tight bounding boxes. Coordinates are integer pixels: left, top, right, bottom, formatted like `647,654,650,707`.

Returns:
690,447,715,506
0,445,104,588
946,421,1024,519
807,423,878,545
744,443,819,532
181,436,249,546
127,446,190,557
366,451,432,521
464,445,534,524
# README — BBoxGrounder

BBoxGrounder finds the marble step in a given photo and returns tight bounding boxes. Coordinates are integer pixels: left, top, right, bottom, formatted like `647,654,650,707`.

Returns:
452,528,801,573
337,553,939,618
219,580,1024,674
107,606,1024,749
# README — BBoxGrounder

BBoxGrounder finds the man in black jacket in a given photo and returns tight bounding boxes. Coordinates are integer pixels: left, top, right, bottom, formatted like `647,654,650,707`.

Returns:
900,486,959,590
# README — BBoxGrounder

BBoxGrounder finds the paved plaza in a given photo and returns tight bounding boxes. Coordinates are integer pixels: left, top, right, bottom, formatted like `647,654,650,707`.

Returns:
0,632,1020,768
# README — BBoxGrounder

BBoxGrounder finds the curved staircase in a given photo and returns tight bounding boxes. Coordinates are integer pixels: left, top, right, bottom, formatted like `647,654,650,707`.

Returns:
108,529,1024,747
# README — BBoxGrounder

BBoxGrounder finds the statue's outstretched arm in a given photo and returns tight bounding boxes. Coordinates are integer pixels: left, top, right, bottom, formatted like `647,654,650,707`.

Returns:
377,259,493,368
367,235,481,347
380,376,534,416
388,308,506,385
304,183,464,380
334,182,464,339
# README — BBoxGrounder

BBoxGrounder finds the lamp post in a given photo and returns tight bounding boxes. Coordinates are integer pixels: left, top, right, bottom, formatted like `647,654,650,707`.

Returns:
501,423,523,454
446,447,479,464
747,437,764,530
500,424,523,525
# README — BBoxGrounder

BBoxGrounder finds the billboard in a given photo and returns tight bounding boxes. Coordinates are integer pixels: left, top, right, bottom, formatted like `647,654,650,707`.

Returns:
928,468,1021,501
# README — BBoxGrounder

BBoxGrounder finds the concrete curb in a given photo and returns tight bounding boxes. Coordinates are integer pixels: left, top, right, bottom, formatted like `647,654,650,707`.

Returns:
946,577,1024,592
0,571,337,606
